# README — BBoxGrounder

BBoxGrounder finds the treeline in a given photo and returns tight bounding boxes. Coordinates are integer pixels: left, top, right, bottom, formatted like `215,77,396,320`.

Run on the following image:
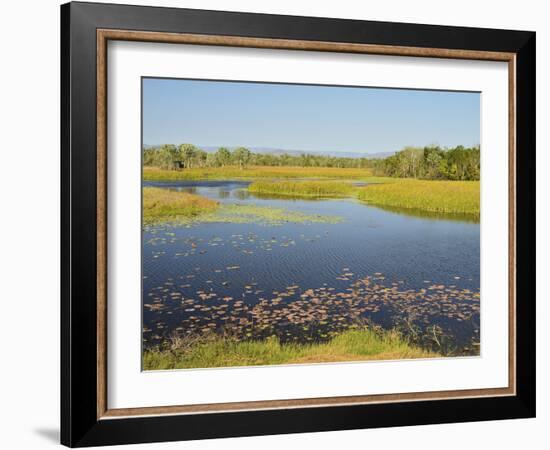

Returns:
143,144,371,170
143,143,480,180
370,145,480,181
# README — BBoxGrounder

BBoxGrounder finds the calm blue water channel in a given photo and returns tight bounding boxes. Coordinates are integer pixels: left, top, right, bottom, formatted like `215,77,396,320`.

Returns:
142,180,480,354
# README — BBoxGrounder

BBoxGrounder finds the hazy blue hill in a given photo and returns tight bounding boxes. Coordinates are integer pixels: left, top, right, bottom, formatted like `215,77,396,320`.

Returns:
143,144,394,159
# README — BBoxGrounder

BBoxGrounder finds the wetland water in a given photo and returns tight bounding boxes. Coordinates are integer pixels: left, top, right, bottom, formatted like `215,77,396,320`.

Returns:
143,180,480,355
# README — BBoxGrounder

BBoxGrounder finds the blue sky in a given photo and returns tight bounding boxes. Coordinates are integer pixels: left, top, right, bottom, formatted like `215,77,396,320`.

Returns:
142,78,480,154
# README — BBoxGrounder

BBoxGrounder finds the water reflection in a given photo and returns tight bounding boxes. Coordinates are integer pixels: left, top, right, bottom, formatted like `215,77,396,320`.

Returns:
368,204,480,223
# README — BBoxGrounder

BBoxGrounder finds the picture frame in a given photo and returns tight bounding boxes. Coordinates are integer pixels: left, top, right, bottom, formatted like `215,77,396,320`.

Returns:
61,1,536,447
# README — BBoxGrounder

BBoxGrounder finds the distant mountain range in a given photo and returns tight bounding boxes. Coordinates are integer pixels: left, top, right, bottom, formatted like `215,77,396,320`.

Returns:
143,144,395,160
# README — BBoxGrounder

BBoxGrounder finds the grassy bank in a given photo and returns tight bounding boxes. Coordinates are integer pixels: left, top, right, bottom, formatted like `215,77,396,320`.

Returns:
143,165,373,181
143,187,218,224
357,179,480,217
249,178,480,217
144,166,480,218
143,328,439,370
248,180,355,197
143,187,342,225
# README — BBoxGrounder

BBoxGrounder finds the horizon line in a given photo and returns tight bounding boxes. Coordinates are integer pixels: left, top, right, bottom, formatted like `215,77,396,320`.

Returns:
143,143,480,155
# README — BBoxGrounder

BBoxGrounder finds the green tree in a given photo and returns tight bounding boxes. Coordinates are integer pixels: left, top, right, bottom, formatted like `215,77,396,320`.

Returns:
206,152,219,167
215,147,231,167
233,147,251,169
423,146,443,179
194,149,208,167
178,143,197,169
152,144,178,170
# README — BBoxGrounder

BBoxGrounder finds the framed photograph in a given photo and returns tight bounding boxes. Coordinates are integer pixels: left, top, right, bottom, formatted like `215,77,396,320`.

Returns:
61,2,536,447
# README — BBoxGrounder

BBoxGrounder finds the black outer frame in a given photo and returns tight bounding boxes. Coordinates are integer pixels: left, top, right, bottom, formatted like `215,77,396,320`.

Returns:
61,1,536,447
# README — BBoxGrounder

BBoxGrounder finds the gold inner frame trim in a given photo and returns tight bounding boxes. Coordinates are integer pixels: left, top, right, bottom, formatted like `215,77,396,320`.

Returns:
96,28,517,420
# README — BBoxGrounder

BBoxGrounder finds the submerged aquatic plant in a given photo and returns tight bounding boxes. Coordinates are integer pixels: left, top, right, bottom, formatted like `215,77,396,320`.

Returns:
210,204,343,225
143,194,343,226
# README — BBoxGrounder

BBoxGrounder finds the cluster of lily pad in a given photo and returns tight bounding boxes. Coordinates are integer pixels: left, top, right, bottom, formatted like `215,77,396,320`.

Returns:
145,230,331,259
143,270,480,356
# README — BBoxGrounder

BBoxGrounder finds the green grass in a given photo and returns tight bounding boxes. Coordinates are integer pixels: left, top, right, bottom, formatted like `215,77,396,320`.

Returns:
143,165,374,181
144,166,480,218
248,178,479,217
143,188,342,225
143,187,218,224
143,328,439,370
248,180,355,198
357,179,480,217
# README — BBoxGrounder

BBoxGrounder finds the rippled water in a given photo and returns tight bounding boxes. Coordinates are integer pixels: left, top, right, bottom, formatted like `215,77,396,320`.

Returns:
142,180,480,353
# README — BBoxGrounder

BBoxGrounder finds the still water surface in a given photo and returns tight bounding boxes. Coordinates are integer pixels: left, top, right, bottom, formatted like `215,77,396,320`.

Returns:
143,181,480,353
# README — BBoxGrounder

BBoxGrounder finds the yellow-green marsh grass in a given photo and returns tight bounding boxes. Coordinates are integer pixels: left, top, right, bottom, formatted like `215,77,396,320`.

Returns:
143,165,373,181
143,328,439,370
143,188,341,225
143,187,218,224
248,180,355,197
357,179,480,217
